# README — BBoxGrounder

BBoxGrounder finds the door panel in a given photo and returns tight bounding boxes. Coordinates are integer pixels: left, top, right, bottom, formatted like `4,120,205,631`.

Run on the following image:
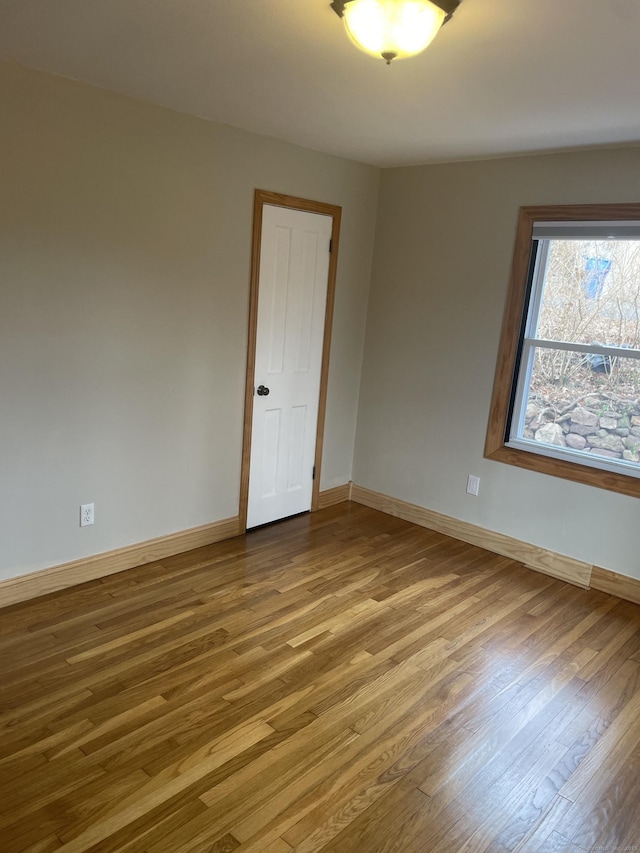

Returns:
287,404,308,490
247,205,332,528
266,225,290,374
261,408,281,498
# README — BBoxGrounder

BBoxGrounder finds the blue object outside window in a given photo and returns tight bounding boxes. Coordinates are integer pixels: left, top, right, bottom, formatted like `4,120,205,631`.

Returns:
583,257,612,298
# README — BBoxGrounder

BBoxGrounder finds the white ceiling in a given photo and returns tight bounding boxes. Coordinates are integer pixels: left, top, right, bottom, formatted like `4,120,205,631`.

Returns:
1,0,640,167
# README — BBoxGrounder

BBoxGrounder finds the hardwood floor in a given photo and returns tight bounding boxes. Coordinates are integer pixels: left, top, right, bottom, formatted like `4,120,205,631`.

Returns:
1,503,640,852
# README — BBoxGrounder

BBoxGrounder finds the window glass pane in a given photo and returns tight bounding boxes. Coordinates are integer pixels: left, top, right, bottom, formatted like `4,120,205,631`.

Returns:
516,347,640,467
536,240,640,349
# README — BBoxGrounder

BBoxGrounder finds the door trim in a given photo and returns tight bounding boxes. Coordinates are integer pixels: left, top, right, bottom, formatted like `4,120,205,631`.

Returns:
239,190,342,532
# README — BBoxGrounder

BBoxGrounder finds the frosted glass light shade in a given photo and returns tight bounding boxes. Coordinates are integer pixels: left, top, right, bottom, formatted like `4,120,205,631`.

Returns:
343,0,446,62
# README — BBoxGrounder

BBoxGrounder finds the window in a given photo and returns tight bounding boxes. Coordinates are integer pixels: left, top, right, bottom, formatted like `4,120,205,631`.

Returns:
485,204,640,498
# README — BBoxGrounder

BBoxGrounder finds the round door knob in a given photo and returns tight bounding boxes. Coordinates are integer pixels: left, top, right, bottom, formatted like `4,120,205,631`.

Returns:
257,385,270,396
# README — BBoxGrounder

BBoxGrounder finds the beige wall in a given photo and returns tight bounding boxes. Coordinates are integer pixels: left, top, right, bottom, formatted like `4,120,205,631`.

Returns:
0,62,379,582
6,59,639,588
354,148,640,579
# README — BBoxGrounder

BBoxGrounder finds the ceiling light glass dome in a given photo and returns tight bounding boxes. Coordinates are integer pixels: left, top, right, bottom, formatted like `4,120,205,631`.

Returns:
342,0,447,63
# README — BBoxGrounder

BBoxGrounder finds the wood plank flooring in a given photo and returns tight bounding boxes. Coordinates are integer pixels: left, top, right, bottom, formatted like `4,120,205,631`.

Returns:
1,503,640,852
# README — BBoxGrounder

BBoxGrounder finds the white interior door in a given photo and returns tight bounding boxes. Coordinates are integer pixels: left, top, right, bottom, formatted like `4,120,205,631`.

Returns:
247,204,332,528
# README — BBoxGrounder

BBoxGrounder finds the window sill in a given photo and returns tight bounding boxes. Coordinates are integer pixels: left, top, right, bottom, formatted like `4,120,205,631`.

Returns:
484,441,640,499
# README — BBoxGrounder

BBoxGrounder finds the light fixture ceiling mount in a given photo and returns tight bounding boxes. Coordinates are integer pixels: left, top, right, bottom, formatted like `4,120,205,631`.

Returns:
331,0,461,64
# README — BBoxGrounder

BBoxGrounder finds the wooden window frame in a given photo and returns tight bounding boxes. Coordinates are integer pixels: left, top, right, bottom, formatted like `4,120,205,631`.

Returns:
484,202,640,499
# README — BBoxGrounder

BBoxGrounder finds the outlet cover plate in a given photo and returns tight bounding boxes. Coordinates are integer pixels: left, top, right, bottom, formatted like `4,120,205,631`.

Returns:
466,475,480,497
80,503,95,527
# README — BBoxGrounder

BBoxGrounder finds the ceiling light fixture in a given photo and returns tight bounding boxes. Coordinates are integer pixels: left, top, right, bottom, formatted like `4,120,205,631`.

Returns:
331,0,460,64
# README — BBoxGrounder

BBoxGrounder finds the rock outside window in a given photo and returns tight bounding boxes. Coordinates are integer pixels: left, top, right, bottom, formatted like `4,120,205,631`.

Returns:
485,204,640,499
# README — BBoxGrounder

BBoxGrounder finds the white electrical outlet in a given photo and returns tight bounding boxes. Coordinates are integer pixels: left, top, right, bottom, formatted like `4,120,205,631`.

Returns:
80,503,95,527
466,475,480,497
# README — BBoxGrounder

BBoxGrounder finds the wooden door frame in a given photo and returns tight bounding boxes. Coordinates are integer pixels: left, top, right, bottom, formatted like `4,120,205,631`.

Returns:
239,189,342,532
